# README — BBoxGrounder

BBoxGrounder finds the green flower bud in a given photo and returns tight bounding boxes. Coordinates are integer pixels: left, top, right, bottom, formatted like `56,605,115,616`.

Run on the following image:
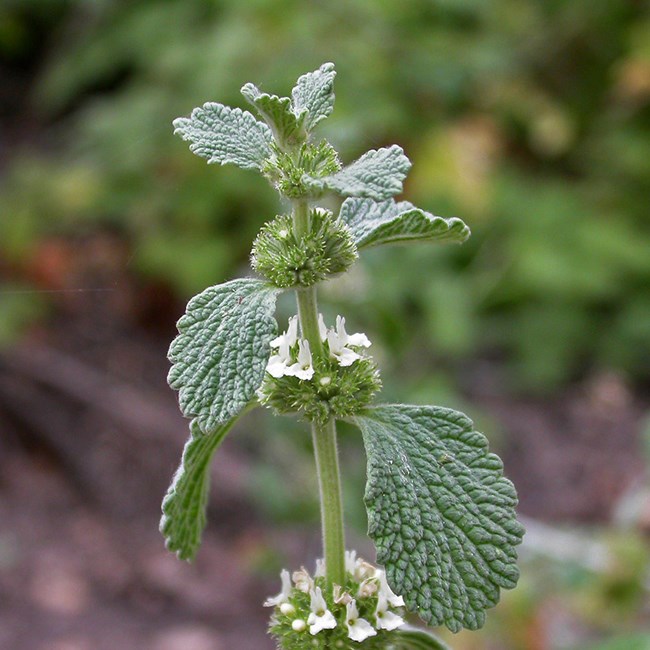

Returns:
262,140,341,198
251,209,358,288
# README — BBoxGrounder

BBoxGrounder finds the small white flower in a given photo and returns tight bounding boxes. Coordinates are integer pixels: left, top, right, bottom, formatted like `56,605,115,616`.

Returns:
332,584,352,605
292,567,314,593
376,569,405,607
327,328,361,366
345,599,377,642
357,577,378,599
288,339,314,380
270,315,299,348
264,569,292,607
374,591,404,631
326,316,371,367
307,587,337,634
336,315,371,348
344,550,358,574
314,558,326,578
318,313,328,341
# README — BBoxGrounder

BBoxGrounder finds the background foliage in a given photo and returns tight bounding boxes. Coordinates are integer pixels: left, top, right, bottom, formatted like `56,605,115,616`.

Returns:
2,0,649,393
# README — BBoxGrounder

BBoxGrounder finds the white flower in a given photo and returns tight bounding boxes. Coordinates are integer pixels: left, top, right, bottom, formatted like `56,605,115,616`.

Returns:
336,315,371,348
264,569,292,607
288,339,314,380
345,599,377,642
374,591,404,631
344,550,358,574
333,584,352,605
376,569,405,607
307,587,337,634
357,577,378,599
292,568,314,593
314,558,326,578
326,316,371,367
266,317,314,380
291,619,307,632
318,313,328,341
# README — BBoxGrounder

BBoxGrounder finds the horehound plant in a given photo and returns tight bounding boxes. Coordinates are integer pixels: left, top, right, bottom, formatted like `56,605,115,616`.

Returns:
161,63,525,649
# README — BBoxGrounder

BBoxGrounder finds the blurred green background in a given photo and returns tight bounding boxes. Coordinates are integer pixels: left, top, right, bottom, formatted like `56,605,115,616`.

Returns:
0,1,649,649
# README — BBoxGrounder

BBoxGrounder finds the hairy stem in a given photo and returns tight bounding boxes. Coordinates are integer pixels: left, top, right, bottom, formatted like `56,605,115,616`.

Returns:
292,198,346,586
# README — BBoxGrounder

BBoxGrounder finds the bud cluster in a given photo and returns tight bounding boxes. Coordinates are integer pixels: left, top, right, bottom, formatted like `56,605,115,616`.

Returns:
258,315,381,425
251,209,357,289
266,551,405,650
262,140,341,198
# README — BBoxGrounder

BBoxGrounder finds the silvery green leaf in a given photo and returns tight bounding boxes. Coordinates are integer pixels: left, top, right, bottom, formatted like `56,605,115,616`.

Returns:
160,416,241,560
173,102,273,169
168,279,280,433
390,627,452,650
240,83,308,148
305,145,411,200
291,62,336,131
340,198,470,249
355,404,524,632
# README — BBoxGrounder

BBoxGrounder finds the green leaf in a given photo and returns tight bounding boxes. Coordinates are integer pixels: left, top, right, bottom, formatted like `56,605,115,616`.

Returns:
291,62,336,131
306,145,411,200
354,404,524,632
168,279,280,433
240,83,307,148
160,416,240,560
340,198,470,249
173,102,273,170
389,627,452,650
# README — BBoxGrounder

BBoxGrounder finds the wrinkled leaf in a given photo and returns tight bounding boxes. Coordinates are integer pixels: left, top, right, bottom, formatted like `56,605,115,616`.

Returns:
173,103,273,169
355,404,524,632
160,416,241,560
240,83,307,148
306,145,411,200
340,198,470,249
168,278,280,433
291,62,336,131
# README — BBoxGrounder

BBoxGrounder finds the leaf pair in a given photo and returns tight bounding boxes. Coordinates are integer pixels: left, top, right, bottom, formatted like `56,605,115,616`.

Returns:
173,63,411,201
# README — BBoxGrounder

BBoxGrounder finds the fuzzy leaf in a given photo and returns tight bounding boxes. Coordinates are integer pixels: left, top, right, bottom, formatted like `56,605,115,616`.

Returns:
240,83,307,148
173,103,273,169
168,279,280,433
355,404,524,632
160,417,240,560
340,198,470,249
306,145,411,200
291,62,336,131
390,627,452,650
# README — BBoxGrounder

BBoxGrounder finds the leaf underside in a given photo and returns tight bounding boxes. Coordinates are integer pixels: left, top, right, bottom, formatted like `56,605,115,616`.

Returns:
160,417,237,561
168,278,280,433
340,198,470,249
173,102,273,170
390,627,452,650
291,62,336,131
355,404,524,632
306,145,412,200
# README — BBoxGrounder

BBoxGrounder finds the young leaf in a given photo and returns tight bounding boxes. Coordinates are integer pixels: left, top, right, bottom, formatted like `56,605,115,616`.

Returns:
340,198,470,249
305,145,411,200
390,627,452,650
240,83,307,148
173,103,273,170
168,279,281,433
354,404,524,633
291,62,336,131
160,416,241,560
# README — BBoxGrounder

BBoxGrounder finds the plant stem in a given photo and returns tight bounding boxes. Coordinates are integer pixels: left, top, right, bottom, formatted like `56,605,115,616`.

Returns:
292,198,346,586
311,418,346,586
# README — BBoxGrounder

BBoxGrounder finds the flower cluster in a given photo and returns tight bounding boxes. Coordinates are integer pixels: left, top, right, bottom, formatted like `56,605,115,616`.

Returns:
250,208,357,288
259,315,381,424
266,552,405,649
